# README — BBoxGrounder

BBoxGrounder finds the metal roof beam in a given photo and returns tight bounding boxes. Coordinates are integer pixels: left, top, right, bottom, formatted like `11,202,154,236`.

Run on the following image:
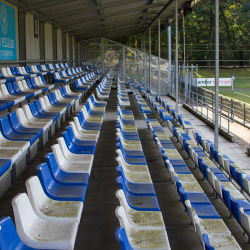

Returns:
40,0,142,22
19,0,77,13
141,0,176,34
66,11,158,34
53,1,168,29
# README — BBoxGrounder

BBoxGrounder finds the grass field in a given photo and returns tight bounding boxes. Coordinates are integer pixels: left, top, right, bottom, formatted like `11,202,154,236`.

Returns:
199,69,250,103
217,89,250,104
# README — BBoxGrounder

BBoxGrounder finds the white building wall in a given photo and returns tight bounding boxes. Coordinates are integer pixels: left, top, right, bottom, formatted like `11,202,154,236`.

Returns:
25,13,39,60
57,29,62,60
44,22,53,60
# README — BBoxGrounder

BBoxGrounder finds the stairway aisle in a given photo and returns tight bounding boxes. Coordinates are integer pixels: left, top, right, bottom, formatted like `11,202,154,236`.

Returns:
74,88,120,250
127,91,203,250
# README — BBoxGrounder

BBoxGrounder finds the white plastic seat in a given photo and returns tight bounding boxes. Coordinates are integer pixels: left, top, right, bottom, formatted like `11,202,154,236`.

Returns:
51,144,92,174
12,193,78,250
69,121,98,141
25,176,83,223
116,190,165,230
115,200,171,250
56,137,94,163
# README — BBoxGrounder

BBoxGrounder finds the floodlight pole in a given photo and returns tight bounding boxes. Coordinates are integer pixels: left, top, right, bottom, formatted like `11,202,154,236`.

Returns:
168,25,171,95
175,0,178,112
149,28,151,91
214,0,219,150
158,18,161,96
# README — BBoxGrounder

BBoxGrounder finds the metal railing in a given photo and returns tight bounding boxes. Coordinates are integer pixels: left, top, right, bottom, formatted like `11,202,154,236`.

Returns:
184,89,234,133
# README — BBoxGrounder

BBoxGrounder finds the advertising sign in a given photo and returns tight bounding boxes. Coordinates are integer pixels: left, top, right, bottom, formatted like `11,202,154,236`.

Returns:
0,2,16,60
197,78,232,87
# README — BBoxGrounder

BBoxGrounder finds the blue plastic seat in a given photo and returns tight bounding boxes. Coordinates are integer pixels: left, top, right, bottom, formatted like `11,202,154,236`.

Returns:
29,102,58,122
0,159,12,177
118,149,146,165
36,163,87,202
116,167,155,196
0,217,54,250
8,112,43,138
191,203,220,219
202,234,215,250
0,117,37,145
45,152,89,186
62,131,96,154
117,143,144,157
116,177,160,211
115,227,134,250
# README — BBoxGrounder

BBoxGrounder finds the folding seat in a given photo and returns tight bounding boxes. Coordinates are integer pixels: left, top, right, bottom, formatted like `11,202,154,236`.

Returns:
75,114,102,131
115,208,170,250
12,193,78,250
68,122,98,141
45,153,89,185
26,176,83,223
72,117,100,136
51,144,92,174
37,163,87,202
12,82,34,99
201,233,241,250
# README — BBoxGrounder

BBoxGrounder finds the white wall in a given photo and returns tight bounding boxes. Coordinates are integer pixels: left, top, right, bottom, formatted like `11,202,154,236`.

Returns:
1,0,19,60
57,29,62,60
44,22,52,60
66,33,70,61
25,13,39,60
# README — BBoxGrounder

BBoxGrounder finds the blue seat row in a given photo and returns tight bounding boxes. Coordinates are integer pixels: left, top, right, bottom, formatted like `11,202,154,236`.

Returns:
115,106,171,250
74,72,102,91
134,86,242,249
53,67,86,83
117,81,130,107
95,76,112,100
0,86,108,249
0,76,56,111
0,63,74,83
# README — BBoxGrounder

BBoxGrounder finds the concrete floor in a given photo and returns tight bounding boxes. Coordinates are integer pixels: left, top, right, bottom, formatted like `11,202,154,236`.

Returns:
1,86,250,249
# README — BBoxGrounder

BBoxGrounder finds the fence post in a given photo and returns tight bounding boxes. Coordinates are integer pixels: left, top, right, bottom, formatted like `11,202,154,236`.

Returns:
231,99,233,119
244,103,246,126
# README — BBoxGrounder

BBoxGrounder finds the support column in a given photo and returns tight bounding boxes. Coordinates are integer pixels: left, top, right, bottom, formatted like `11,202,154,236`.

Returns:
168,25,171,94
69,36,73,65
143,34,146,88
149,28,151,91
214,0,219,150
62,33,66,61
39,22,45,62
123,45,125,82
75,41,78,66
52,28,57,61
183,11,185,78
78,42,81,66
175,0,179,112
18,12,26,62
158,18,161,96
101,38,104,72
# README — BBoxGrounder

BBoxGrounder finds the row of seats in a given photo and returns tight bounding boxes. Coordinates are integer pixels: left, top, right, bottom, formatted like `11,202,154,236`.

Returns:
193,130,250,197
74,72,101,91
115,105,171,250
138,90,242,250
118,81,130,107
154,94,250,241
129,83,152,114
0,85,82,197
0,63,73,83
0,76,57,111
53,68,86,83
95,77,112,100
0,93,107,250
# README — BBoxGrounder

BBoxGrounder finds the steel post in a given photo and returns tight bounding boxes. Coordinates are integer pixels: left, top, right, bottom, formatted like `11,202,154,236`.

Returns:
214,0,219,150
158,18,161,96
149,28,152,90
175,0,178,112
168,25,171,94
123,45,125,82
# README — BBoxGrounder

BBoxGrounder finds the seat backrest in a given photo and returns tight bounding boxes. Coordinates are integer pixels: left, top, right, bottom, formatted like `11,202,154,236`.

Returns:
0,216,30,250
36,163,54,194
202,234,215,250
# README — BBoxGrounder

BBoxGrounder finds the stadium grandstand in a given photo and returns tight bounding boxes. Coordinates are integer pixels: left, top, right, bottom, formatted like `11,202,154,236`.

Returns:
0,0,249,250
